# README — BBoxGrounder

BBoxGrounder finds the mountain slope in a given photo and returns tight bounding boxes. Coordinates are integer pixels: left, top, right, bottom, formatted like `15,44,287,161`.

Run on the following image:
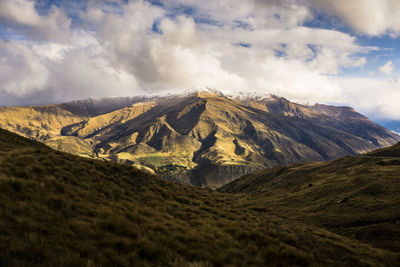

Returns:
62,91,400,187
0,97,147,142
0,105,87,141
59,96,150,117
220,143,400,252
0,128,399,266
365,142,400,157
1,91,399,187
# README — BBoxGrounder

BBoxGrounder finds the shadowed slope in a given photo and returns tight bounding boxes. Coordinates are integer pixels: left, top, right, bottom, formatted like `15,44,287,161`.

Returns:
220,144,400,252
366,142,400,157
0,128,399,266
0,128,49,152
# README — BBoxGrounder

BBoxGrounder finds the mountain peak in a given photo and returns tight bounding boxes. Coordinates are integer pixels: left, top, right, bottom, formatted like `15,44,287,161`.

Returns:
182,87,225,98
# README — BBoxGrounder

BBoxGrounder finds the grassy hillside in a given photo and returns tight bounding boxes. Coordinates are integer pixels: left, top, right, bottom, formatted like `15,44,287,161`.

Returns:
365,142,400,157
0,105,87,141
0,128,399,266
220,146,400,252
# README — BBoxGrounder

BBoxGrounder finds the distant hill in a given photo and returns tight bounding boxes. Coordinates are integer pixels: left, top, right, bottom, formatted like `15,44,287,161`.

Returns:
0,128,399,266
0,96,147,141
0,90,399,188
60,96,150,117
220,143,400,252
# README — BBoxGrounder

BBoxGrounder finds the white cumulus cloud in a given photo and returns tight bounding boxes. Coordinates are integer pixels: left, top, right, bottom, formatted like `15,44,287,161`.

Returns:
379,61,395,75
0,0,71,41
306,0,400,36
0,0,399,121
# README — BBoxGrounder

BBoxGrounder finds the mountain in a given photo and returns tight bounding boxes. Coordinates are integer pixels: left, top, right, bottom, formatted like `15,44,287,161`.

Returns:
0,97,147,157
59,96,150,117
0,97,148,140
0,128,399,266
220,143,400,252
0,105,86,141
0,90,399,188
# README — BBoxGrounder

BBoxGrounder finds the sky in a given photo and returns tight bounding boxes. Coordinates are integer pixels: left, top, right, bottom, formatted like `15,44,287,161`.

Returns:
0,0,399,121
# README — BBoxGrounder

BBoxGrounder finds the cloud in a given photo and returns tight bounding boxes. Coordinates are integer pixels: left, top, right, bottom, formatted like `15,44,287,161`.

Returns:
166,0,313,29
0,0,71,41
0,40,50,98
336,77,400,119
379,61,395,75
142,16,244,91
0,32,139,105
306,0,400,36
0,0,398,121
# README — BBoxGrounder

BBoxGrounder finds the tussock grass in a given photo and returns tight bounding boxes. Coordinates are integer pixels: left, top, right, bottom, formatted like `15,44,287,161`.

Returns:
220,153,400,253
0,129,399,266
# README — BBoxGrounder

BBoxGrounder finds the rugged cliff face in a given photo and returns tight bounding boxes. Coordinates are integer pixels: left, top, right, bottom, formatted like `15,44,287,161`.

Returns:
0,91,399,187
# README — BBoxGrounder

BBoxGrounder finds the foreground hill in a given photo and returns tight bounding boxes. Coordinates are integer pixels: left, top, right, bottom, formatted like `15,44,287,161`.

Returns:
1,90,398,187
0,128,399,266
220,143,400,252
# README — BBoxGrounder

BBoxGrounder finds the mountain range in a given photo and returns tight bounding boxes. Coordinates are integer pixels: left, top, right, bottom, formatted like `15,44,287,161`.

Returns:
0,90,398,188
